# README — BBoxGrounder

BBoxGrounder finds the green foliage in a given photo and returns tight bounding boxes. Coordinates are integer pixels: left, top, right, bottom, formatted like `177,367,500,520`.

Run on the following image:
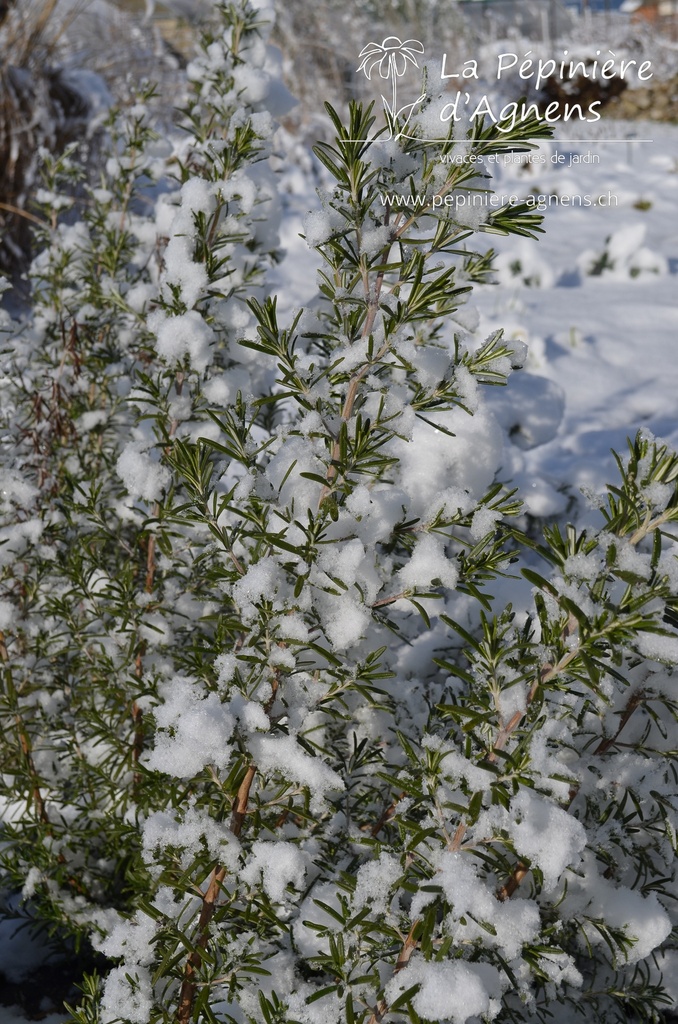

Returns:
0,3,677,1024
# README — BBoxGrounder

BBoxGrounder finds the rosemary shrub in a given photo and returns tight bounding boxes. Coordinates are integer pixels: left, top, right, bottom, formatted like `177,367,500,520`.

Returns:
1,3,677,1023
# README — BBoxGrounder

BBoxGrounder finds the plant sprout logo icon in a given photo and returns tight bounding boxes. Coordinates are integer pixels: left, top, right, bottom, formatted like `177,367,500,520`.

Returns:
357,36,426,139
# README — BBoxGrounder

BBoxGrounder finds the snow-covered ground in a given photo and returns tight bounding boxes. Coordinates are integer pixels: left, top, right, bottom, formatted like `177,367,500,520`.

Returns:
275,120,678,530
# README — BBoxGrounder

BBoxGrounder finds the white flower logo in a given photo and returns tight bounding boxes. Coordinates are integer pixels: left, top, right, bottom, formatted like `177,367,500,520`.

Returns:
357,36,426,139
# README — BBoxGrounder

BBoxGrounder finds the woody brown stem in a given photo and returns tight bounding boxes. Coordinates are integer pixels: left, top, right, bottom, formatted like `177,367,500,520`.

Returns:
145,534,157,594
367,820,467,1023
593,690,645,756
229,762,257,837
496,687,645,902
0,200,48,226
488,613,578,765
174,863,228,1024
371,590,408,610
135,371,184,789
131,692,144,791
317,215,391,510
496,861,529,902
131,525,158,787
174,762,257,1024
370,793,403,837
174,664,278,1020
367,923,418,1024
1,645,49,826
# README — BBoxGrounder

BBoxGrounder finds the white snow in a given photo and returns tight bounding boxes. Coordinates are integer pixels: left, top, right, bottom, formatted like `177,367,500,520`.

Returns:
385,957,504,1023
275,124,678,522
398,533,459,591
249,733,345,809
116,444,171,503
0,598,15,629
578,867,672,963
303,210,333,247
411,851,541,961
99,965,153,1024
4,7,678,1022
636,631,678,665
317,590,371,650
351,853,402,913
142,676,236,778
507,789,587,891
150,310,214,374
240,840,308,902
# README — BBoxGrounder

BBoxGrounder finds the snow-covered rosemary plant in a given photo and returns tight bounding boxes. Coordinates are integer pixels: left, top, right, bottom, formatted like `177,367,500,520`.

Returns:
1,3,678,1024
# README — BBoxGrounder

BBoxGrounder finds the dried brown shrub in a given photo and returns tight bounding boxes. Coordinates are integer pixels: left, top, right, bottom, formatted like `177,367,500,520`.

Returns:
0,0,91,275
